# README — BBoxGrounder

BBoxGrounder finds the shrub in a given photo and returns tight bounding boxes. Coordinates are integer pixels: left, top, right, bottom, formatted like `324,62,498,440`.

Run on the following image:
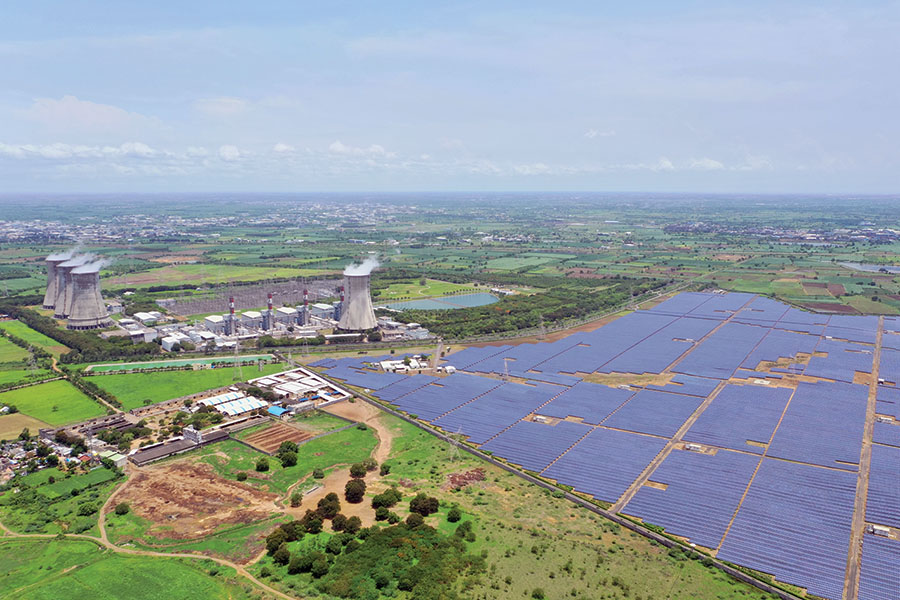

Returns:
114,503,130,516
406,513,425,527
317,494,341,519
312,468,325,479
379,463,391,476
447,507,461,523
332,514,348,532
278,440,298,454
260,566,272,578
371,487,402,509
532,588,546,599
375,506,390,521
279,451,297,467
255,457,269,472
349,463,367,478
236,472,248,481
311,557,329,578
266,529,287,554
290,492,302,507
273,543,291,566
344,516,362,534
409,493,439,516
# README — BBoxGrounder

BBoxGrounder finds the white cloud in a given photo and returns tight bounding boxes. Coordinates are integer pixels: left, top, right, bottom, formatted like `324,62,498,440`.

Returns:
194,97,248,117
273,142,295,153
0,141,159,160
21,95,159,136
654,157,675,172
584,129,616,139
217,145,241,161
328,140,393,158
688,157,726,171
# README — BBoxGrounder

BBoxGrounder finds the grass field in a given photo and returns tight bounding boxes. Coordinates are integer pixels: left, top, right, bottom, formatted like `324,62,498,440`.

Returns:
0,321,68,357
0,369,53,388
86,354,275,372
0,413,51,440
89,362,288,410
372,278,478,300
0,337,29,364
36,467,118,499
0,539,257,600
0,380,105,425
485,255,557,270
0,474,120,536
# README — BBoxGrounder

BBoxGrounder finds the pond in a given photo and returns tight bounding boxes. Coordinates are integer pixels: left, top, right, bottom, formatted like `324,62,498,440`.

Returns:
376,292,500,311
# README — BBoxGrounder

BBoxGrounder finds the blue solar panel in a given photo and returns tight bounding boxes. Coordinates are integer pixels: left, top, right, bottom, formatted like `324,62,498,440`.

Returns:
687,292,756,320
718,460,856,600
805,339,874,383
733,296,790,325
480,420,591,472
447,345,512,370
740,329,819,370
373,374,439,402
542,428,666,503
858,535,900,600
433,381,561,444
867,444,900,529
873,422,900,448
325,366,406,390
597,316,719,375
624,449,760,549
538,382,634,424
824,326,878,345
647,374,720,397
876,386,900,420
767,381,867,470
878,348,900,386
881,332,900,351
674,322,769,379
389,373,503,421
603,389,702,438
645,292,717,317
828,314,880,331
684,384,792,453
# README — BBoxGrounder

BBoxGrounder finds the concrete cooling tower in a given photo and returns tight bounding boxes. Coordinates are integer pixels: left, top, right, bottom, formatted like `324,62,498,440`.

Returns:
337,273,377,331
53,254,92,318
42,251,74,309
66,261,112,330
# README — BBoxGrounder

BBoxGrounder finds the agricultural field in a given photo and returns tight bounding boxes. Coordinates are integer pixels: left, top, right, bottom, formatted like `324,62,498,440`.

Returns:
0,379,105,426
371,278,478,301
0,539,259,600
0,412,50,440
88,362,288,410
0,337,29,364
86,354,275,372
0,320,68,357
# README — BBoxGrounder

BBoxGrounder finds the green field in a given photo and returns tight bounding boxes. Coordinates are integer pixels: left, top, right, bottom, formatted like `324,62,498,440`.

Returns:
0,539,256,600
0,380,105,425
0,337,29,364
372,278,478,300
89,362,288,410
0,368,52,388
485,255,558,270
86,354,275,373
0,321,68,357
36,467,118,499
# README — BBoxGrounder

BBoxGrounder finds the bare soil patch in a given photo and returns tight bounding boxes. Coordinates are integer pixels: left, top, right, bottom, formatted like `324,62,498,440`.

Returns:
242,422,315,454
445,468,486,491
801,302,859,314
116,461,279,540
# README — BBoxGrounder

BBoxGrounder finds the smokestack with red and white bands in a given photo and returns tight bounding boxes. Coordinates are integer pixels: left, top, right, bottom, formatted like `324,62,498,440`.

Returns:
267,292,273,312
230,296,235,316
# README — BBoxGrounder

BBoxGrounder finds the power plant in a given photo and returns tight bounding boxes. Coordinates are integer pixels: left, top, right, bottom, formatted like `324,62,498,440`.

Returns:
337,260,378,331
42,252,112,330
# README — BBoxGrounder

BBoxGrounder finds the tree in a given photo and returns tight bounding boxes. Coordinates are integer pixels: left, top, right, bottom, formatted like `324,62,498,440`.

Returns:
266,529,287,554
279,451,297,467
406,513,424,527
278,440,298,454
349,463,367,478
236,472,248,481
115,503,130,516
46,454,59,467
344,516,362,534
379,463,391,476
331,514,347,531
317,493,341,519
255,457,269,472
290,492,302,507
305,516,323,534
345,478,366,503
410,493,440,516
312,468,324,479
326,536,343,555
375,506,390,521
287,555,303,575
273,543,291,566
311,557,329,578
371,487,402,509
447,507,462,523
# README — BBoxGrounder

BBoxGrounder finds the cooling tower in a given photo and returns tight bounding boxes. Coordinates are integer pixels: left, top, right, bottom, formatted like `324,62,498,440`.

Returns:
42,251,74,309
337,274,377,331
53,254,91,318
66,262,112,330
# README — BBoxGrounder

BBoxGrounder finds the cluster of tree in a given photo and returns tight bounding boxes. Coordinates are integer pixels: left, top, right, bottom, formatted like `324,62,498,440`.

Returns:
0,307,161,364
1,330,51,360
54,430,87,455
348,458,378,478
257,335,326,348
67,374,122,409
409,493,440,516
393,277,667,338
96,420,151,452
315,521,485,599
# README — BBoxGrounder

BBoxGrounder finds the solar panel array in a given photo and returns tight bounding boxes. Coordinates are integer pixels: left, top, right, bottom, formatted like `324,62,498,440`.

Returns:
767,381,868,470
480,420,591,472
542,428,667,503
866,444,900,529
740,328,819,370
537,381,633,424
647,373,720,397
673,322,769,379
603,389,703,438
373,374,440,402
875,386,900,419
387,373,503,421
684,384,792,453
598,316,719,375
717,460,857,600
805,339,874,383
858,535,900,600
878,348,900,385
433,381,561,444
624,449,760,549
872,422,900,448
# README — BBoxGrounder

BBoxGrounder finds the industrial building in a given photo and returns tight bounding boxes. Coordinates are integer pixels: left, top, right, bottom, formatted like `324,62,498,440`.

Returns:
248,366,352,404
42,252,113,330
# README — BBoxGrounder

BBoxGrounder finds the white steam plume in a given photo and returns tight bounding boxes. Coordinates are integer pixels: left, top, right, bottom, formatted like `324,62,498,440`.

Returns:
343,256,380,276
72,259,112,274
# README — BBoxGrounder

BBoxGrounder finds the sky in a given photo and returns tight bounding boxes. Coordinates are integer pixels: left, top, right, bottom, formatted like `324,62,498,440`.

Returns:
0,1,898,193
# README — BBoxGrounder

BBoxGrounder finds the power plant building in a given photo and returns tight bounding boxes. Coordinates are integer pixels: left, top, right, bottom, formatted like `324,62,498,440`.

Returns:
338,273,377,331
